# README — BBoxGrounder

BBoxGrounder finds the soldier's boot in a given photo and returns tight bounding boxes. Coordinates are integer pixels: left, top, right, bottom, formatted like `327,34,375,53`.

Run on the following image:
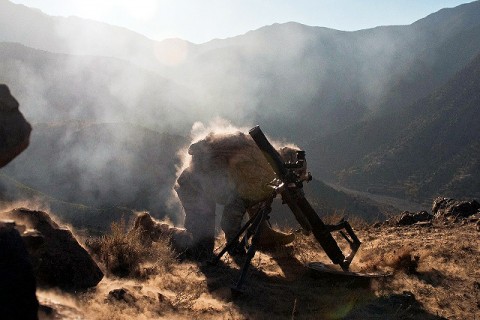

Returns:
255,222,295,249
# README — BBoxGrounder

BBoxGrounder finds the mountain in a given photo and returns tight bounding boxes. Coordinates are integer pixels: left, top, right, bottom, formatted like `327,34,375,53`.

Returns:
0,172,135,233
2,0,480,213
0,42,197,132
2,1,480,141
0,0,195,70
377,1,480,114
308,51,480,202
0,119,392,227
162,1,480,140
1,122,188,223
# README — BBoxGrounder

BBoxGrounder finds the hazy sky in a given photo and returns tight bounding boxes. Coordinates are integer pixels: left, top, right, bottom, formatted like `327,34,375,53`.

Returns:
10,0,473,43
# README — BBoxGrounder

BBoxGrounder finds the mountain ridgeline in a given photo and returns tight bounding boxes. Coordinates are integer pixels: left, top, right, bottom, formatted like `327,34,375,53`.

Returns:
1,0,480,221
2,0,480,139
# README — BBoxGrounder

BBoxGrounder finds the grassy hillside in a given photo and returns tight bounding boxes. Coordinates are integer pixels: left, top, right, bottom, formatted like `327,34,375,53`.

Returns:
35,211,480,319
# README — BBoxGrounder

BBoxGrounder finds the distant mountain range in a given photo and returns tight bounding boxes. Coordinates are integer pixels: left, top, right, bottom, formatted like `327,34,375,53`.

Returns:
2,0,480,139
1,0,479,219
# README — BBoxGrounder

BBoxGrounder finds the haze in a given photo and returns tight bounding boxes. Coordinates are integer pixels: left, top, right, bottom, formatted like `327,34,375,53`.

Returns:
9,0,473,43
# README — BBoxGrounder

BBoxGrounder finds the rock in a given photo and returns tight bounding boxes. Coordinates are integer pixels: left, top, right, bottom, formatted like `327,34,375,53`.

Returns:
0,221,39,320
0,208,103,290
0,84,32,167
21,229,45,252
432,197,480,219
132,212,192,252
415,210,433,222
397,210,433,226
107,288,136,306
398,212,416,226
371,221,383,228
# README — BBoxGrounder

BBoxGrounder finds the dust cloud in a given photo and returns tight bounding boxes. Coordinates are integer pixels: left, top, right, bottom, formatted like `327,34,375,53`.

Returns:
0,0,439,230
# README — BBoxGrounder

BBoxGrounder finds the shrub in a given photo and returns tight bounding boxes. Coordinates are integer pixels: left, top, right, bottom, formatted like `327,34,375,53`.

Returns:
87,219,176,278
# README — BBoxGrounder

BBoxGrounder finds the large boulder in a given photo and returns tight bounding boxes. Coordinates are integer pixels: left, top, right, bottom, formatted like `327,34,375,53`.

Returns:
0,84,31,167
0,208,103,290
0,221,39,320
432,197,480,219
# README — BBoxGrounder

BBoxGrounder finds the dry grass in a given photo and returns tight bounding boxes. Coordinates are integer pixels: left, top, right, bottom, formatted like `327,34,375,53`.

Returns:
38,217,480,320
355,221,480,319
321,211,370,230
86,219,177,278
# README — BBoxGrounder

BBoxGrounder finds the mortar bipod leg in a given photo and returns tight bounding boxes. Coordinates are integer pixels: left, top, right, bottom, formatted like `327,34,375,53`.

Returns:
232,207,269,293
209,207,262,265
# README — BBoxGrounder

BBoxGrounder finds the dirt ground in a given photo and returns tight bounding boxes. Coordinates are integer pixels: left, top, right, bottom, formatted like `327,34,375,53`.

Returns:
37,219,479,320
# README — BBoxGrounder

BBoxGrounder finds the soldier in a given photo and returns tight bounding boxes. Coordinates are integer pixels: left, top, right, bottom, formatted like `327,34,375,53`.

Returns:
175,130,297,256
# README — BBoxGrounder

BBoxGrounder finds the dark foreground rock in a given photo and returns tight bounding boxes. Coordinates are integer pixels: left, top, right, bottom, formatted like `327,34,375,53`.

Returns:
0,84,31,167
0,208,103,290
0,221,39,320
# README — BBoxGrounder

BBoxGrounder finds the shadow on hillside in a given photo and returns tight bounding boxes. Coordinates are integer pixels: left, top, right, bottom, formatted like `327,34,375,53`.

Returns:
198,252,446,320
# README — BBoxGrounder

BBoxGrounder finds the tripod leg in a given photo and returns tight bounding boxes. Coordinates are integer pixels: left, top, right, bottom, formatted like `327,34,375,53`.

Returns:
232,208,268,292
209,209,261,265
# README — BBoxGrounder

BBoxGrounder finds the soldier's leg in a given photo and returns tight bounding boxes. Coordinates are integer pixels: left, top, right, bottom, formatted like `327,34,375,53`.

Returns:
246,203,295,248
221,196,248,254
175,170,216,256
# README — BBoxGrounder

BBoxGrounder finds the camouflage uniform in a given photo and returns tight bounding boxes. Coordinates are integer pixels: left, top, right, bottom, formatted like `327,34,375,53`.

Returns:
175,131,296,254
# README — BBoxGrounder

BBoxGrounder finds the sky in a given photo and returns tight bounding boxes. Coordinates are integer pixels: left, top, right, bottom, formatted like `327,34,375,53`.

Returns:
9,0,474,43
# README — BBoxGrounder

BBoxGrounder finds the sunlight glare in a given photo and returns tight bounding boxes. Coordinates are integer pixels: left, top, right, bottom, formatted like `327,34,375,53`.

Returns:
67,0,159,22
121,0,159,21
154,38,189,66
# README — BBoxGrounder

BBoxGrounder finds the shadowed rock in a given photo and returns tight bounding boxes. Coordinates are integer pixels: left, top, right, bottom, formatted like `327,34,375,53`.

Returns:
397,210,433,226
0,208,103,290
432,197,480,219
107,288,136,306
0,221,39,320
0,84,31,167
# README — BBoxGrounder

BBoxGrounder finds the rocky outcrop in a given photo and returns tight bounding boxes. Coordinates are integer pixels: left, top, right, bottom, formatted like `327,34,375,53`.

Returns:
397,211,433,226
383,197,480,227
0,84,31,167
0,221,39,320
132,212,192,252
0,208,103,290
432,197,480,219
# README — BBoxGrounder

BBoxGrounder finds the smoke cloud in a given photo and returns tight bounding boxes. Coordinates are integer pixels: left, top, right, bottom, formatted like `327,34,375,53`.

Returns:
2,0,469,227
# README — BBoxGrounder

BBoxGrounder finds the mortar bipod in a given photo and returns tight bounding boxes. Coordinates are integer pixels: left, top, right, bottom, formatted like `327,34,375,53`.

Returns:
209,201,272,293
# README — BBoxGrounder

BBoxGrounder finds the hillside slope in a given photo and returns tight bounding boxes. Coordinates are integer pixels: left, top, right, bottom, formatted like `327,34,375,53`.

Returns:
2,1,480,142
309,51,480,202
33,206,480,319
0,42,197,132
0,0,178,69
1,122,188,222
